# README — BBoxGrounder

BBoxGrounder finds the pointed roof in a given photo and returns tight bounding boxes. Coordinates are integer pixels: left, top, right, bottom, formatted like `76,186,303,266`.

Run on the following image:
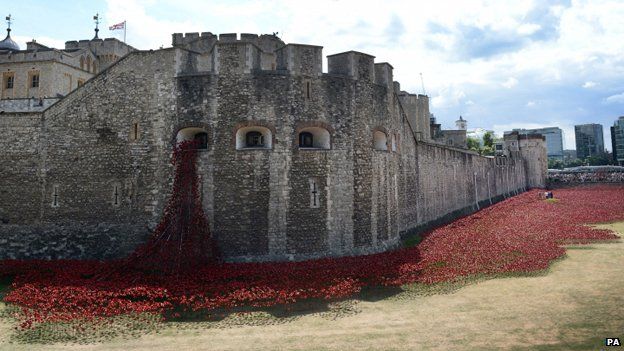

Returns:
0,34,19,51
0,25,19,51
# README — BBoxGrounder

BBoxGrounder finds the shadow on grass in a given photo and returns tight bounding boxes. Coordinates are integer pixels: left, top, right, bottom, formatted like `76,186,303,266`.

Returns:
0,275,13,299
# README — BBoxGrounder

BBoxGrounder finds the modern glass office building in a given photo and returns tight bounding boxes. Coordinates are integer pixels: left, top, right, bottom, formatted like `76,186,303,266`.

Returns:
611,117,624,166
575,124,604,159
508,127,564,160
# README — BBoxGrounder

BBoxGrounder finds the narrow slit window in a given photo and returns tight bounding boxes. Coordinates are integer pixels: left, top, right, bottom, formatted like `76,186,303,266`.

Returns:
113,185,120,206
52,185,59,208
309,178,320,208
305,81,311,99
132,122,139,140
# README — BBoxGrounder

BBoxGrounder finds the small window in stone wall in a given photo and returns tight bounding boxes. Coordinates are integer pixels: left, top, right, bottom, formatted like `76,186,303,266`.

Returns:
112,184,121,207
4,74,14,89
30,73,39,88
309,178,321,208
299,132,313,148
130,122,140,141
246,131,264,147
194,132,208,149
177,127,210,149
298,127,331,149
77,79,85,87
373,130,388,151
51,185,59,208
391,134,397,152
235,126,273,150
305,80,311,99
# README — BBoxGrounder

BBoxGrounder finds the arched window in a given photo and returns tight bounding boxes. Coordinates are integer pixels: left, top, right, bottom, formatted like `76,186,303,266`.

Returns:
86,57,92,72
92,62,97,74
299,132,314,148
80,56,85,70
246,131,264,147
373,130,388,151
297,127,331,149
235,126,273,150
176,127,209,149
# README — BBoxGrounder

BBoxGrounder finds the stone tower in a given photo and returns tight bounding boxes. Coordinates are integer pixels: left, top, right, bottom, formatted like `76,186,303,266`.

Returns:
455,116,467,130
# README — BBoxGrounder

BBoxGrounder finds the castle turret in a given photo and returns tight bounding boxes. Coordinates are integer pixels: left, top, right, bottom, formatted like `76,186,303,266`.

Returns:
276,44,322,76
327,51,375,82
455,116,467,130
0,14,19,51
374,62,393,88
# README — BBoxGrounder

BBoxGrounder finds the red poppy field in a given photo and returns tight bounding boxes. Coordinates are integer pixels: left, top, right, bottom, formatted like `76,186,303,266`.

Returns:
1,186,623,332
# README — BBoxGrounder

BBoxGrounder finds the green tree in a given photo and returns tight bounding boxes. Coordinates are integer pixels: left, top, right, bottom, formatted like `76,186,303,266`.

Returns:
585,154,611,166
481,145,495,156
467,137,481,152
548,158,564,169
483,132,494,148
566,159,583,167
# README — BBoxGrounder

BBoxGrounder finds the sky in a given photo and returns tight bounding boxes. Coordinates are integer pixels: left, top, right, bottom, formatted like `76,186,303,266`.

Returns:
4,0,624,150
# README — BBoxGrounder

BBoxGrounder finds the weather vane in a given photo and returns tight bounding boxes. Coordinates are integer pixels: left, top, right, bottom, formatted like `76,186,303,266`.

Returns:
93,13,100,39
5,14,12,31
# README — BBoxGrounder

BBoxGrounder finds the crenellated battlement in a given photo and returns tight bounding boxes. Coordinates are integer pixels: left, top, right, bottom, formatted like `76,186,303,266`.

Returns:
172,32,407,90
171,32,282,50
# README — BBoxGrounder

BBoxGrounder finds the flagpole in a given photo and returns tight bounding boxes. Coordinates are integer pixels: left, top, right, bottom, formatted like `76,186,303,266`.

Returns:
124,20,126,43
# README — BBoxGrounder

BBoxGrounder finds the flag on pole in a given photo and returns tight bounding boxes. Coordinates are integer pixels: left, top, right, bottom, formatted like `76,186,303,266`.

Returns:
109,21,125,30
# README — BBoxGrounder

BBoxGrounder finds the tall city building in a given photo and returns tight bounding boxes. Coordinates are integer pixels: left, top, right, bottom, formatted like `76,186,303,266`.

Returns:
506,127,564,160
611,116,624,166
575,123,604,159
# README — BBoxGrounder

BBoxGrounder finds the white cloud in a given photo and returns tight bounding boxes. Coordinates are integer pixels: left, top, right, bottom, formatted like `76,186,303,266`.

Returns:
502,77,518,89
13,35,66,51
605,92,624,104
526,101,536,107
517,23,541,35
582,81,597,88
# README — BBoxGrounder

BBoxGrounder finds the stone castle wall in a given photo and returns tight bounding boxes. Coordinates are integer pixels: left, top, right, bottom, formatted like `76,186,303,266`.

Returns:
0,97,60,112
0,36,545,261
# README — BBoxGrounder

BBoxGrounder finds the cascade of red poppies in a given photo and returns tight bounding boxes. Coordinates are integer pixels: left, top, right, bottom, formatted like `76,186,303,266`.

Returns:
2,186,624,329
120,140,220,274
